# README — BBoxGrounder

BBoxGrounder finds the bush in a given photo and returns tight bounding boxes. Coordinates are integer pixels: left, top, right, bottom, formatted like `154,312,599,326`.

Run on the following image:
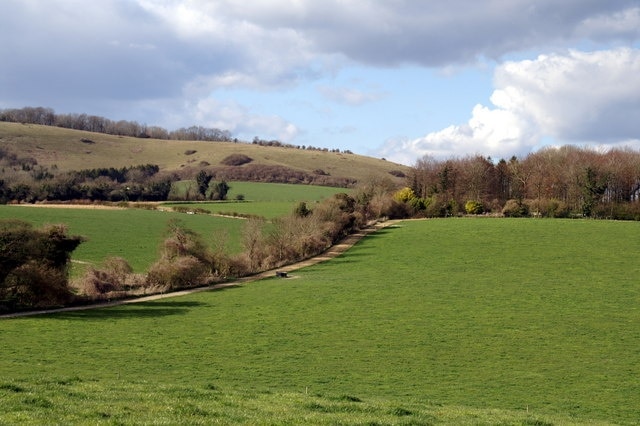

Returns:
146,220,229,291
593,202,640,220
529,198,570,218
424,195,454,217
465,200,484,215
221,154,253,166
502,199,530,217
146,256,211,291
0,220,83,312
388,169,406,178
2,261,70,309
76,257,139,300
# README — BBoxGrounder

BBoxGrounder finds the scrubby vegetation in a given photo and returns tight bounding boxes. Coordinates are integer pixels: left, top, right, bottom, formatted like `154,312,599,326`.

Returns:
0,149,174,203
0,220,83,312
1,178,403,310
80,185,401,304
220,153,253,166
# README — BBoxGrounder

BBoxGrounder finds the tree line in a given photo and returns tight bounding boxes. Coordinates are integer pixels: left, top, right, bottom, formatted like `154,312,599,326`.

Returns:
0,106,234,141
0,106,353,154
403,146,640,220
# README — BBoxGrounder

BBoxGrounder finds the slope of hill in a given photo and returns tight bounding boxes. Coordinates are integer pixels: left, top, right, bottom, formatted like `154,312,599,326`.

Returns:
0,122,408,186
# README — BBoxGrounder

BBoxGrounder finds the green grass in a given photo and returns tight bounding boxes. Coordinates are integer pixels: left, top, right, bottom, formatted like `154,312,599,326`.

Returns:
225,182,350,202
166,200,303,219
165,181,349,219
1,218,638,424
0,206,245,272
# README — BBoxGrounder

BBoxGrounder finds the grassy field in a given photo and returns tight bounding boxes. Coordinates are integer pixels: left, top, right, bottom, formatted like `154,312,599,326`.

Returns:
1,218,638,424
0,182,347,271
166,181,349,219
0,121,407,184
0,206,245,273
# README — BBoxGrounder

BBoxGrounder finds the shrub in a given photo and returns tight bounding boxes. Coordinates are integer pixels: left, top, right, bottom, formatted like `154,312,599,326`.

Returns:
146,256,211,291
221,154,253,166
161,219,213,264
388,170,406,178
502,199,530,217
294,201,311,217
465,200,484,215
209,180,230,200
0,220,83,311
424,195,456,217
2,261,70,309
529,198,570,218
77,268,123,298
393,187,416,203
146,220,224,290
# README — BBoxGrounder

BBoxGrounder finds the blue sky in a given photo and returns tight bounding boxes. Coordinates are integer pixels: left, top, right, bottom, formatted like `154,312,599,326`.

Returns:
1,1,639,165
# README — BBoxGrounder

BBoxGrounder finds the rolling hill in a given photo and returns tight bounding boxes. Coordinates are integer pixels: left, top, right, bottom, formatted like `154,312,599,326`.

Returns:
0,122,409,186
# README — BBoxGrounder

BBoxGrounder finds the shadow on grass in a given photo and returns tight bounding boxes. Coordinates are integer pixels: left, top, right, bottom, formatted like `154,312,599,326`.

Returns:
50,300,209,320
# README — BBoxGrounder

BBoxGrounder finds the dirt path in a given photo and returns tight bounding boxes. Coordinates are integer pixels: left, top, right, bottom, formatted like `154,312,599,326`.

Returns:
1,220,400,319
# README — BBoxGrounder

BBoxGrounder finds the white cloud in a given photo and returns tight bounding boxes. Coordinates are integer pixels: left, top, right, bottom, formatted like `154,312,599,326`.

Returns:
1,0,639,151
379,48,640,165
189,98,299,143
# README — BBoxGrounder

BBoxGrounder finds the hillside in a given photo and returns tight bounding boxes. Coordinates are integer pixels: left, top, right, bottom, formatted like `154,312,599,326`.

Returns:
0,122,408,186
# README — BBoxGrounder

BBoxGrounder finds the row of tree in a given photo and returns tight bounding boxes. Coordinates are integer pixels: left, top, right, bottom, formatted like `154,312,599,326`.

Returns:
0,107,234,141
404,146,640,219
251,137,354,154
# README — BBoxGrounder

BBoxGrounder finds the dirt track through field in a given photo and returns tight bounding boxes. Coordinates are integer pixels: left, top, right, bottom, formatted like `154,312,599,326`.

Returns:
1,220,399,319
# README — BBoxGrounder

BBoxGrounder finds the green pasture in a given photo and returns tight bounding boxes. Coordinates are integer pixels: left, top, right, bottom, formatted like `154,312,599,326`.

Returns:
166,181,349,219
165,200,300,219
1,219,639,424
226,181,349,202
0,206,244,273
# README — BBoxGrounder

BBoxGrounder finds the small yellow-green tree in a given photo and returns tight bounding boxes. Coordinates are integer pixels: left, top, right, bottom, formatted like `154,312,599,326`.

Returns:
394,187,417,203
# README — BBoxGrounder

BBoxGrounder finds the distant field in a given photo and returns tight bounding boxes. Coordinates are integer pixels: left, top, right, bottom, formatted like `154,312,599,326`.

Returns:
166,181,349,218
0,206,244,273
1,218,638,424
0,182,347,271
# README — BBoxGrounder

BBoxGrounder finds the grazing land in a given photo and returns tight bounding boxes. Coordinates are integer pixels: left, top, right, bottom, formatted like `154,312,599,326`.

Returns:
0,182,348,272
0,205,245,273
1,218,638,424
0,121,407,184
166,181,349,219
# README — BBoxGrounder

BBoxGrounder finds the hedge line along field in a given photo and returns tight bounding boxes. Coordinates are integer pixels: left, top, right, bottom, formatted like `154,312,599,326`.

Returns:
1,218,639,424
0,205,245,272
0,182,347,271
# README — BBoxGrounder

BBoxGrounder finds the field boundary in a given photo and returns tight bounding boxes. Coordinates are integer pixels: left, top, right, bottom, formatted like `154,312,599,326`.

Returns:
0,220,400,319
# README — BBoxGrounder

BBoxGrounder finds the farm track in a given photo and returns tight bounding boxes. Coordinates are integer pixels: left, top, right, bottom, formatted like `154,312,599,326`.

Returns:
1,220,400,319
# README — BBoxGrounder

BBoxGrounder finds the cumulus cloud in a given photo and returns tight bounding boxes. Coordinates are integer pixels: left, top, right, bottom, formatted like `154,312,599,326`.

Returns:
379,48,640,164
1,1,639,148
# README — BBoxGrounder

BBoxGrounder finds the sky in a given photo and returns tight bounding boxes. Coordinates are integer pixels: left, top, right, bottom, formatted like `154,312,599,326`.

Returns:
1,1,639,166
